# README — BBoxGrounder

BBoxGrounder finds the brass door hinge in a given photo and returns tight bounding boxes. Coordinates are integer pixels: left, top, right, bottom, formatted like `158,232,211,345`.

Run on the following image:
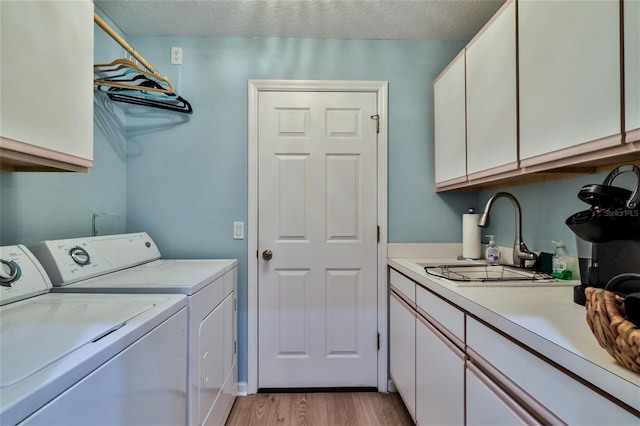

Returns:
370,114,380,133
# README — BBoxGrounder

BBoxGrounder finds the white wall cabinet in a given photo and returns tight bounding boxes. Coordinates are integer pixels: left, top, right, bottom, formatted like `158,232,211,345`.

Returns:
518,0,621,166
465,0,517,178
0,0,94,172
625,0,640,143
434,51,466,187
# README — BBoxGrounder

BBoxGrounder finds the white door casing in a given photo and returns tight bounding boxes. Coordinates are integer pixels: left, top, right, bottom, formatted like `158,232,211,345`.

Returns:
248,80,388,393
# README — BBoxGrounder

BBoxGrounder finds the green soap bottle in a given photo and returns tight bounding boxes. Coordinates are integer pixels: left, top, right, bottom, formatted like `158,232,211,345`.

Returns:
552,240,573,280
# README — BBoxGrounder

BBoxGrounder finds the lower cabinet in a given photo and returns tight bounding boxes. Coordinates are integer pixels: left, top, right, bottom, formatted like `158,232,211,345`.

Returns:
390,269,466,425
466,362,540,425
390,290,416,421
416,313,465,426
389,267,639,424
467,317,639,425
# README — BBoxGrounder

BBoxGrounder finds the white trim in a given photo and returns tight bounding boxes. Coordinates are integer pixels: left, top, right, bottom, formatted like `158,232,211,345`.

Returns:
235,381,248,397
247,79,389,394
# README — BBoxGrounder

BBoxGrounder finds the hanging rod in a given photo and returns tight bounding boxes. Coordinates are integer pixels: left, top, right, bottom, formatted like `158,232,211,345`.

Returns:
94,12,160,77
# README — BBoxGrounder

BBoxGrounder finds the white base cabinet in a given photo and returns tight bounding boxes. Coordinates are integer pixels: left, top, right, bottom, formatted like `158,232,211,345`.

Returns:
389,291,416,421
389,267,639,424
466,362,540,426
416,314,464,426
467,317,638,425
390,269,465,425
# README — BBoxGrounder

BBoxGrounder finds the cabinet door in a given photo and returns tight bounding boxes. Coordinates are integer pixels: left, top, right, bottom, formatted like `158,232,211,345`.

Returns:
465,0,517,178
434,51,466,187
466,362,540,426
519,0,621,165
0,0,93,171
389,291,416,420
415,314,464,426
625,0,640,142
467,317,639,425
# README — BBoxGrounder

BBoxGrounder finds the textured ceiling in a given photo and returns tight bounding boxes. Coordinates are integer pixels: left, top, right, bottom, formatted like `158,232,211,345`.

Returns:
94,0,506,41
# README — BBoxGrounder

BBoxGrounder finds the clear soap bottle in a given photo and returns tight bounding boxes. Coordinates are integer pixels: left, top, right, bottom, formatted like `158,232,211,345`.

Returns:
485,235,500,266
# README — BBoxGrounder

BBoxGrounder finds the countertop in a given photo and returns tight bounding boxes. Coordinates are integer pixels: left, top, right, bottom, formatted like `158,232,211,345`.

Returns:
388,256,640,413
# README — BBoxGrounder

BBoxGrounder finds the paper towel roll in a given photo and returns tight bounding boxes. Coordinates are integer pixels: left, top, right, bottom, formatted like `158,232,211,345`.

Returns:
462,214,481,259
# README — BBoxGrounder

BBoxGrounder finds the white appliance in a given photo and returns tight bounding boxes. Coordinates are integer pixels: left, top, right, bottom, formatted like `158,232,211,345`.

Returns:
0,245,188,425
31,233,238,426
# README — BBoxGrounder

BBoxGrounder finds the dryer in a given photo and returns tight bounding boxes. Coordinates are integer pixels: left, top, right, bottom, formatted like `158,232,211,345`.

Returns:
0,245,188,425
31,233,238,426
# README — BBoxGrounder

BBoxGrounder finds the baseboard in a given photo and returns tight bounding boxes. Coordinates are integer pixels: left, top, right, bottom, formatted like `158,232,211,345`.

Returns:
236,381,249,396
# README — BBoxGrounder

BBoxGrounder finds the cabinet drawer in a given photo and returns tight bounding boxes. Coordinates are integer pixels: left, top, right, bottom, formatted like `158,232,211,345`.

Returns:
467,317,638,424
416,285,464,344
389,269,415,303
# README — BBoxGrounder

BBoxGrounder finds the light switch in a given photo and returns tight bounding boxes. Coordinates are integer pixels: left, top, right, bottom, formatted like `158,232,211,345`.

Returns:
233,222,244,240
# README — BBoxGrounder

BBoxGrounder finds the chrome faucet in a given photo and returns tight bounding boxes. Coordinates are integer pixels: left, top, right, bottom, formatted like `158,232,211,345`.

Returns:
478,192,537,268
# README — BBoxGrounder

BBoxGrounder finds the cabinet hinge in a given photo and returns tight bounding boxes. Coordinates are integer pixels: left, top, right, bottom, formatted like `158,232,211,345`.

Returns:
377,333,380,351
377,225,380,243
234,340,237,354
370,114,380,133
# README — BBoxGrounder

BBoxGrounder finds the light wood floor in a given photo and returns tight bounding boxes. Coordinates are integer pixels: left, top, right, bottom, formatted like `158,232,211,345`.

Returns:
226,392,413,426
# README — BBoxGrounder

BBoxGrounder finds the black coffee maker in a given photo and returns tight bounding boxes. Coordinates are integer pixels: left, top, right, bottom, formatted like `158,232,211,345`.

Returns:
566,164,640,305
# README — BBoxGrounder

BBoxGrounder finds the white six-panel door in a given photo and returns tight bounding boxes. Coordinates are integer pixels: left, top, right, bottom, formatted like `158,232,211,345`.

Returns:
257,90,379,388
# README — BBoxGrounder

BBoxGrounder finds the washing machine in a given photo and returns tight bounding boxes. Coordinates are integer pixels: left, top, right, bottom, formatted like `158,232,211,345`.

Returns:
31,233,238,426
0,245,188,426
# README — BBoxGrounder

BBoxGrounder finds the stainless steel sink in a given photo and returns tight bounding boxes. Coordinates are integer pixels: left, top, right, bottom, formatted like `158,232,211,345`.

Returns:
420,263,566,287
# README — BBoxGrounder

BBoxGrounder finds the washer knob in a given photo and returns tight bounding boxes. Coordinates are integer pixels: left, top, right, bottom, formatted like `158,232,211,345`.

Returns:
69,247,91,266
0,259,21,287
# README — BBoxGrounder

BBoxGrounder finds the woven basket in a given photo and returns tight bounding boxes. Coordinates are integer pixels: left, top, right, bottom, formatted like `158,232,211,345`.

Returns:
585,287,640,373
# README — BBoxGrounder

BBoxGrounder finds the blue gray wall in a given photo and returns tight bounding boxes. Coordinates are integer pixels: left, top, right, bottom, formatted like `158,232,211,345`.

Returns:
0,24,626,384
121,35,473,383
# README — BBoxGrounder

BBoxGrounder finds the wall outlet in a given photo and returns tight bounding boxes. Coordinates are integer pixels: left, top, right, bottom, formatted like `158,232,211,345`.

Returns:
233,222,244,240
171,47,182,64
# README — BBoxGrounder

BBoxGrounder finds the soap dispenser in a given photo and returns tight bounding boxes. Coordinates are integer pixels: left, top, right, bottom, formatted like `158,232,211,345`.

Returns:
552,240,573,280
485,235,500,266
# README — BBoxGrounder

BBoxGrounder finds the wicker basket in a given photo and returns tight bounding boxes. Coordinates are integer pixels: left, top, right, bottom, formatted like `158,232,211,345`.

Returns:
585,287,640,373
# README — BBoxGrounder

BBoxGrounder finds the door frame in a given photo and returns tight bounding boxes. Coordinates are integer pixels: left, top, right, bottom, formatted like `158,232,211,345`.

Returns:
247,80,388,394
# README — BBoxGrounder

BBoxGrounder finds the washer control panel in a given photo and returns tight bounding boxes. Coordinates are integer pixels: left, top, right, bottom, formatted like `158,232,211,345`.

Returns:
30,233,161,287
0,245,52,306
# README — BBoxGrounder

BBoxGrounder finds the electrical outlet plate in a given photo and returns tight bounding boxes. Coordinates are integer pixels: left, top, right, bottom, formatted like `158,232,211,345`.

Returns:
171,47,182,64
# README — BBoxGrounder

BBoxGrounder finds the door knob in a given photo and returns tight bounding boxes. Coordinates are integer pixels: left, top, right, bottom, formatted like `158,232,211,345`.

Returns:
262,249,273,261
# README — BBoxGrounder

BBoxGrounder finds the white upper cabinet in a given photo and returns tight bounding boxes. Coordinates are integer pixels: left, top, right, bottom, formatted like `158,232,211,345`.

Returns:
465,0,517,178
434,51,466,187
625,0,640,142
519,0,621,165
0,0,94,172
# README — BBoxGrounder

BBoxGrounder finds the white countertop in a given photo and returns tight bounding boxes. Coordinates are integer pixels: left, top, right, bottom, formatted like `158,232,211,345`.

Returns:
388,256,640,413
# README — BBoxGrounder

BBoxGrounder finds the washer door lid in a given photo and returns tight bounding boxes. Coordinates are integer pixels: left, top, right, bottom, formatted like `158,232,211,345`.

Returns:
0,299,154,386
